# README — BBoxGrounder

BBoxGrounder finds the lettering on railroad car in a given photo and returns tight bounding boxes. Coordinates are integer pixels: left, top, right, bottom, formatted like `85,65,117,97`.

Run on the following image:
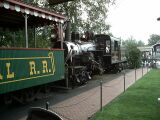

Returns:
0,52,56,82
42,60,48,73
0,62,14,80
29,59,53,76
6,63,15,79
28,52,55,77
29,61,37,75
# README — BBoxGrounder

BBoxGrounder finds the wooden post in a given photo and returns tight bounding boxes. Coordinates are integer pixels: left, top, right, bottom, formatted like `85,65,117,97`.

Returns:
25,14,28,48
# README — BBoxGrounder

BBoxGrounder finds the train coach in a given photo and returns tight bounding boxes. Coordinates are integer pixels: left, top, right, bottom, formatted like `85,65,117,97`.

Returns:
0,0,66,104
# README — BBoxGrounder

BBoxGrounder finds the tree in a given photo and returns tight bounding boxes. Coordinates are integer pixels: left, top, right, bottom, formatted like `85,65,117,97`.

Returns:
50,0,115,33
148,34,160,45
137,40,145,47
0,30,12,47
124,37,142,68
81,0,113,33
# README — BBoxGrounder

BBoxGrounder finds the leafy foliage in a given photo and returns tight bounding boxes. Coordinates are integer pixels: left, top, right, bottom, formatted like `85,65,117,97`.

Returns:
123,37,142,68
0,30,13,47
0,30,26,47
137,40,145,47
35,27,52,48
148,34,160,45
50,0,115,33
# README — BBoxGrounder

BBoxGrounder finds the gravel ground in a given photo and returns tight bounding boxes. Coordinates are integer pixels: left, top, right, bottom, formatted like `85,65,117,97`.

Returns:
0,67,150,120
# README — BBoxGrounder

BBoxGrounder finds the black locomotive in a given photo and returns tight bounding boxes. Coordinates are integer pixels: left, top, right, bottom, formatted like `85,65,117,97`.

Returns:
54,30,126,87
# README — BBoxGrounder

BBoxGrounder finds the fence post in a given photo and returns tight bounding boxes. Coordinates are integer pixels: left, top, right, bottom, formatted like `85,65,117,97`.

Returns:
135,67,136,82
142,64,143,77
100,81,103,111
46,102,49,110
123,68,126,92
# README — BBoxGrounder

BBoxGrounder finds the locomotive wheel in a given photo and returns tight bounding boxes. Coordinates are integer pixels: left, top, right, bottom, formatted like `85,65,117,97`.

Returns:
11,89,36,104
12,93,25,104
97,58,104,75
112,64,119,74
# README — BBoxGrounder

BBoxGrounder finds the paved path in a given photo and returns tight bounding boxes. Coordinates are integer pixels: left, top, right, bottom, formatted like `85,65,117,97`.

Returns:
50,67,150,120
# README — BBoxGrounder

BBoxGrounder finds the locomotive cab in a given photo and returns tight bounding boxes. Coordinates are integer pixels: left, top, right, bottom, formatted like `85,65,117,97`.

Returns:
95,34,111,54
94,34,123,72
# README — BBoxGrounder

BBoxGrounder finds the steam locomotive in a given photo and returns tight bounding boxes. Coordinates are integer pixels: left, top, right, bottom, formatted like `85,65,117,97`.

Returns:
53,31,126,87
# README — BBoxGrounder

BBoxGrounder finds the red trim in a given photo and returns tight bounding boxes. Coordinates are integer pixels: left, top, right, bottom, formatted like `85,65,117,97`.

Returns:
5,0,67,20
0,47,64,51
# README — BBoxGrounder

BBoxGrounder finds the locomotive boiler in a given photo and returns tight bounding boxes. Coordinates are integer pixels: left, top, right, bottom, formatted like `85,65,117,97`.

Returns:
54,40,96,86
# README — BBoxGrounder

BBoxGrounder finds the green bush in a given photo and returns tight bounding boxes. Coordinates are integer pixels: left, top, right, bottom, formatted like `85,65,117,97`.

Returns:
126,46,141,68
123,38,142,69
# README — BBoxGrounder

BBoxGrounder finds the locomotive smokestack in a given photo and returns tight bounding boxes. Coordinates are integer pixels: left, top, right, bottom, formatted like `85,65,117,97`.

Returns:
65,20,71,41
71,32,80,42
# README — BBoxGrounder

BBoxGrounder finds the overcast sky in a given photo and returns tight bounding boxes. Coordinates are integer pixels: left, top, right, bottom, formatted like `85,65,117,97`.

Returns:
107,0,160,44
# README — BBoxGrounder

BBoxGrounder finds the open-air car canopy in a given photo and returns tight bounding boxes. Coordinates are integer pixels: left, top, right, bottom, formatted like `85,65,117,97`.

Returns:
0,0,67,48
0,0,67,30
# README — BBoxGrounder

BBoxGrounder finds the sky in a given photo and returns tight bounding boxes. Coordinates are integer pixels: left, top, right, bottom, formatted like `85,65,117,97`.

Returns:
107,0,160,44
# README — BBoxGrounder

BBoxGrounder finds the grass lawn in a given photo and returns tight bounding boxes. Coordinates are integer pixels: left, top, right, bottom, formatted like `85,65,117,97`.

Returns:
91,69,160,120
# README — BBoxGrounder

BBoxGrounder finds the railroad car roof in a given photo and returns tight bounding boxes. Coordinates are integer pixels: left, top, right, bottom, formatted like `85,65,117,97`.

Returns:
0,0,67,30
137,46,153,52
